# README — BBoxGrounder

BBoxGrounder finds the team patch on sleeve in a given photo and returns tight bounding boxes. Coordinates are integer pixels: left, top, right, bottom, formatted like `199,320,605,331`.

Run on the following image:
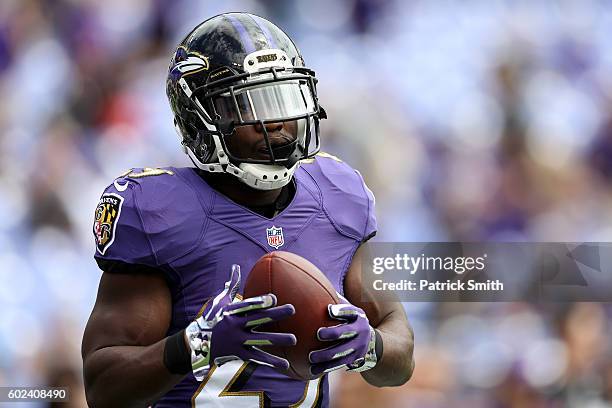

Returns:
93,193,124,255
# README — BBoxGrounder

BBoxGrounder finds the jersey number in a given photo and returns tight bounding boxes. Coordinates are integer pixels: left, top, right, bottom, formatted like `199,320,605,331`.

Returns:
192,360,322,407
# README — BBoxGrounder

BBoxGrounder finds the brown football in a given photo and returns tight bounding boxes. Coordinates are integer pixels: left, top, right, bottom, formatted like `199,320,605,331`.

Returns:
244,251,340,381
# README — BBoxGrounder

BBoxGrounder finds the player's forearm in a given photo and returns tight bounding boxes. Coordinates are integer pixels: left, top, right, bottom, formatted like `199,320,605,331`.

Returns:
361,311,415,387
83,338,186,408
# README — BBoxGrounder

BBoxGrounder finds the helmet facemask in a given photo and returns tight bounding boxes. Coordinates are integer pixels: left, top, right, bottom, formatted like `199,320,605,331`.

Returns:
176,49,324,190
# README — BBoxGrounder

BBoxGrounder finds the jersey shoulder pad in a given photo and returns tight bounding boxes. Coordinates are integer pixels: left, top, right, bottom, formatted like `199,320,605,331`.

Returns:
93,167,207,266
299,153,377,241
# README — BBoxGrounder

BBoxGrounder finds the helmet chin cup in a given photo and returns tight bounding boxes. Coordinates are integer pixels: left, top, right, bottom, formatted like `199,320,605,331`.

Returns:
237,162,298,190
191,159,298,191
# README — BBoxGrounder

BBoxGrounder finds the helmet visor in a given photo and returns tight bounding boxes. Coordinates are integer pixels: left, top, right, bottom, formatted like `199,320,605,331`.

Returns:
213,79,316,123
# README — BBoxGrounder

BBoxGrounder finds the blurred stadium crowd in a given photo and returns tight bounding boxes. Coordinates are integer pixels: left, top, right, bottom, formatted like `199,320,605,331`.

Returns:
1,0,612,406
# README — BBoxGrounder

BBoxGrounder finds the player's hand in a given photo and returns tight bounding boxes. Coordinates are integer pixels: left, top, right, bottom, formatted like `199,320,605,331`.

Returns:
185,264,296,381
309,294,378,376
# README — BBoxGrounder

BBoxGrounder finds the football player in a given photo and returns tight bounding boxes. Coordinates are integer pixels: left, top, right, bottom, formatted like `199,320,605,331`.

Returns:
82,12,414,407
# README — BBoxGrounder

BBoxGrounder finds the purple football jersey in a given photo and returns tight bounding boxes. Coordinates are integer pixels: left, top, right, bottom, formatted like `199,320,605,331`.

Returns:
93,155,377,407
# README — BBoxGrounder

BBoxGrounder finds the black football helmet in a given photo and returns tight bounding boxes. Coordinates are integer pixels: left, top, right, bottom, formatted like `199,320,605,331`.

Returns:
166,13,326,190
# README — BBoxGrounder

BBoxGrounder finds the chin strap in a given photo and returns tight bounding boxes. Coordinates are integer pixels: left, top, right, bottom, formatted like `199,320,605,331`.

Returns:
184,133,299,190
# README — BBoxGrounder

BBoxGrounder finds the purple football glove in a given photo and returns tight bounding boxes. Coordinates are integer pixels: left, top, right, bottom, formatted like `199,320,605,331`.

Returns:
185,264,296,380
308,294,378,376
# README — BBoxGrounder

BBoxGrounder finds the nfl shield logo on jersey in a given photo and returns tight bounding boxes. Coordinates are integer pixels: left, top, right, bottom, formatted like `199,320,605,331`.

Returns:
266,226,284,249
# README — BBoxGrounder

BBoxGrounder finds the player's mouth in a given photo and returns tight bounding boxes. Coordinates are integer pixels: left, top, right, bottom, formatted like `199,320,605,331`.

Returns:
255,135,296,160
